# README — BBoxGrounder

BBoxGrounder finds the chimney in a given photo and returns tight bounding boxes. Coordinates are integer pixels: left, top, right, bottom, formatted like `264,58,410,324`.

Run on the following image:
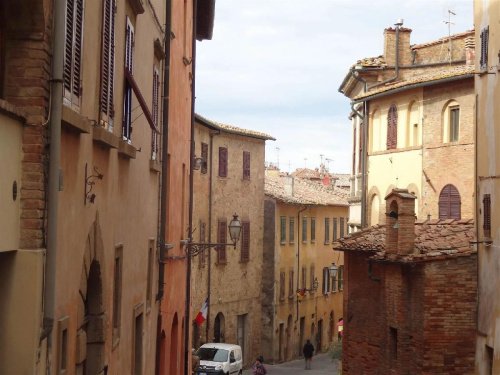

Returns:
385,189,416,255
284,176,294,196
383,22,412,67
465,35,475,66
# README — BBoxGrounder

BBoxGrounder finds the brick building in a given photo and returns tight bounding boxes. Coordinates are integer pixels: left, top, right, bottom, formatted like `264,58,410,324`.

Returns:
190,115,274,367
474,1,500,373
334,189,477,375
262,171,348,363
339,24,475,230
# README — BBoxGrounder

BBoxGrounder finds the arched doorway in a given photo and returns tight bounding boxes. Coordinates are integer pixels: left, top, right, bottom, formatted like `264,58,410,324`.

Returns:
170,314,179,375
214,312,225,343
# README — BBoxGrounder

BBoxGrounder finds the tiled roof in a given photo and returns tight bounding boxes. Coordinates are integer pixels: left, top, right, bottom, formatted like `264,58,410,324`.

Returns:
292,168,322,179
354,55,387,68
333,219,475,263
411,29,474,49
265,175,349,206
353,65,474,101
195,114,276,141
332,174,351,188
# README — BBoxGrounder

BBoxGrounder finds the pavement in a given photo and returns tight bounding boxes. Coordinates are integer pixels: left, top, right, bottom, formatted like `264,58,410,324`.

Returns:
243,353,340,375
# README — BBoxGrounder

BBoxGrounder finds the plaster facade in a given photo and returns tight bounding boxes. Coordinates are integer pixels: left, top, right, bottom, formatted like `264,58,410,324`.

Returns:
190,115,273,367
474,1,500,373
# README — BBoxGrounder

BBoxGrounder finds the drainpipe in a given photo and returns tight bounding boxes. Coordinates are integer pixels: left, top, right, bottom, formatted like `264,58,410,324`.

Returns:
369,21,402,90
42,0,65,370
184,1,198,373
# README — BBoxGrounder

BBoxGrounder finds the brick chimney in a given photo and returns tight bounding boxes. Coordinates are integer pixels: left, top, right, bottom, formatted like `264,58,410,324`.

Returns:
383,25,413,67
385,189,416,255
465,35,475,66
284,175,294,196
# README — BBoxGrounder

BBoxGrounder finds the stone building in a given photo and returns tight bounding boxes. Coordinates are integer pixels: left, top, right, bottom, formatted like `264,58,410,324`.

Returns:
474,1,500,373
0,0,214,373
262,171,348,363
339,24,475,230
334,189,477,375
190,114,274,367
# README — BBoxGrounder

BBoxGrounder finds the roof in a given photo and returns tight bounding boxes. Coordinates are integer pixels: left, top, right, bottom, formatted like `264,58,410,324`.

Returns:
354,55,387,68
333,219,476,263
332,174,351,188
195,114,276,141
265,174,349,206
412,29,474,49
353,65,474,101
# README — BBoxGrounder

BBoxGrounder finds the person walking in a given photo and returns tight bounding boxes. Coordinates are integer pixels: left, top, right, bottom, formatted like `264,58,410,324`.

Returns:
302,339,315,370
252,355,267,375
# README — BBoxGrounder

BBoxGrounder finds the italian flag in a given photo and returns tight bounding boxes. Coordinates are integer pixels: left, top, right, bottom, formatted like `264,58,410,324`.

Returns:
195,298,208,326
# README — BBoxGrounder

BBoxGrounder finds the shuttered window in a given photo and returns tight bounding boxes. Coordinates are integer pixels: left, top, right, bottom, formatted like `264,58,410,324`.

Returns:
216,219,227,264
310,265,315,293
483,194,491,238
243,151,250,180
63,0,85,109
449,106,459,142
324,218,330,244
201,143,208,174
240,221,250,262
340,217,345,238
151,67,160,159
218,147,228,177
279,272,286,301
338,266,344,290
387,104,398,150
311,217,316,242
301,267,307,289
333,218,338,241
99,0,116,130
123,17,134,141
302,217,307,242
331,269,337,292
439,184,461,220
289,217,295,243
280,216,286,244
288,270,294,298
198,221,206,267
322,267,330,295
480,26,489,71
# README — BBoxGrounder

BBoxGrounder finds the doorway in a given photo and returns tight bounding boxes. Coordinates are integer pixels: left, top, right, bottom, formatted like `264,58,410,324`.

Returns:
237,314,247,364
278,323,284,362
299,317,305,356
214,312,225,343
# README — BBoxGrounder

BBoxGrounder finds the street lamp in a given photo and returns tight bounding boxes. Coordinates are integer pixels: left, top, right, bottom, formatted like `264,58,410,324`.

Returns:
297,277,319,296
328,263,338,279
185,213,242,257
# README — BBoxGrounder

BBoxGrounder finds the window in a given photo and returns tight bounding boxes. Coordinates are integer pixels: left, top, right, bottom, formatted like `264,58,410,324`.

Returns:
63,0,84,110
280,216,286,244
322,267,330,295
218,147,228,177
0,18,4,97
340,218,345,238
301,267,307,289
449,106,459,142
243,151,250,180
151,67,160,159
331,269,337,292
288,270,294,298
311,217,316,242
486,345,494,375
240,221,250,262
199,221,206,266
217,219,227,264
338,266,344,290
100,0,116,130
302,217,307,242
310,265,315,293
123,17,135,141
279,272,286,301
483,194,491,238
438,184,461,220
390,327,398,361
146,240,154,309
387,104,398,150
201,143,208,174
57,317,69,374
133,305,144,375
324,218,330,244
480,26,489,71
113,245,123,343
289,217,295,243
333,218,338,241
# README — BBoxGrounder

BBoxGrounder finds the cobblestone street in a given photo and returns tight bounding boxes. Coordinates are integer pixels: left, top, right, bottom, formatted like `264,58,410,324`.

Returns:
243,353,340,375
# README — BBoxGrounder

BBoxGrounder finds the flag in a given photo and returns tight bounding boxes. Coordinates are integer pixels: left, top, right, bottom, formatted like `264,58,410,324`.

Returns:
195,298,208,326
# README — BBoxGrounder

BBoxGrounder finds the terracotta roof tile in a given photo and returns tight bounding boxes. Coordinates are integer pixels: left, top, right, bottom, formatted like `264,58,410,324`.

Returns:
195,113,276,141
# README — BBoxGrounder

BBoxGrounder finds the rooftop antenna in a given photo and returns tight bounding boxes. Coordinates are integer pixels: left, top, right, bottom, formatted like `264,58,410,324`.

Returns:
320,154,324,166
304,158,307,169
275,147,280,169
444,9,455,63
325,158,334,171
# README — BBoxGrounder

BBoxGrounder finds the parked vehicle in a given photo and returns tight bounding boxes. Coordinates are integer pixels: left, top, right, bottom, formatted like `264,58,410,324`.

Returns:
195,343,243,375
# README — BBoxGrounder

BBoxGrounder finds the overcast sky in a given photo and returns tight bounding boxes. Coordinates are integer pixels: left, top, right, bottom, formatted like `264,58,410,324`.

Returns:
195,0,473,174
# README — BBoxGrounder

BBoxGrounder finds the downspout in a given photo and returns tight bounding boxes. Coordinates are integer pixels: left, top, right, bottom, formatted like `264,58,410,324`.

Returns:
369,22,401,90
184,1,197,373
42,0,64,368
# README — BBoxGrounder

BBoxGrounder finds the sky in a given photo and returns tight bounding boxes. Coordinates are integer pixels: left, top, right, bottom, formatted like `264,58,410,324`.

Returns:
195,0,474,174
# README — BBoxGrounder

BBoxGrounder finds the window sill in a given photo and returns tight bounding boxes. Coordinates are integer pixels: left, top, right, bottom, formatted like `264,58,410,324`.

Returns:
216,261,227,266
150,159,161,172
280,241,286,246
62,105,91,134
93,126,119,149
0,99,27,124
118,140,137,159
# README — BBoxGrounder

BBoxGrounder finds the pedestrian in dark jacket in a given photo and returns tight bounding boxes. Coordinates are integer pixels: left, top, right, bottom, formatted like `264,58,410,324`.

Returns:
302,339,315,370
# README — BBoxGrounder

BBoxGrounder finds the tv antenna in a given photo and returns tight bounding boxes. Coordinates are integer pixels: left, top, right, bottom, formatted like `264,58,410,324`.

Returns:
275,147,280,169
325,158,334,171
443,9,455,63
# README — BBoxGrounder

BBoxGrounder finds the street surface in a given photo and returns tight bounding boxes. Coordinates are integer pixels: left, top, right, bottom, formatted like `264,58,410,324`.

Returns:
243,353,340,375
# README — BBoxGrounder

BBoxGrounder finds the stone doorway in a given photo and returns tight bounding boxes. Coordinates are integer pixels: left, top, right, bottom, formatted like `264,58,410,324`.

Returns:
214,312,225,343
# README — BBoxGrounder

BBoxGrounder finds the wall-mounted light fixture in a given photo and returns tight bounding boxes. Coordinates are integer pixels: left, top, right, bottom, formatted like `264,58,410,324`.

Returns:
297,277,319,296
85,163,104,205
192,155,205,171
328,263,338,279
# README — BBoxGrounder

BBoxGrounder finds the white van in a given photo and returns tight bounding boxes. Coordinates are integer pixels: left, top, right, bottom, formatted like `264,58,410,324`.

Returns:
195,343,243,375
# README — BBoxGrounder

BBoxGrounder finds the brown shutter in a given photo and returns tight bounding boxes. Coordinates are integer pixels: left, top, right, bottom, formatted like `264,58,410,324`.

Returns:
151,68,160,158
201,143,208,174
217,219,227,263
387,104,398,150
280,272,285,300
301,267,306,289
73,0,84,97
352,125,357,174
289,270,294,297
199,221,206,267
483,194,491,238
218,147,228,177
100,0,115,118
240,221,250,262
310,265,315,291
439,184,461,220
63,0,74,94
243,151,250,180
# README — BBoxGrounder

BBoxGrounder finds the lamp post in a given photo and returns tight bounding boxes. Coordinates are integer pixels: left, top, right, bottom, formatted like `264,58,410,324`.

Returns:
328,263,338,279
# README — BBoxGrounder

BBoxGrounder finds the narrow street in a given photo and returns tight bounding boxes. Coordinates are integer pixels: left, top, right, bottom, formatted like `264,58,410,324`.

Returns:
243,353,340,375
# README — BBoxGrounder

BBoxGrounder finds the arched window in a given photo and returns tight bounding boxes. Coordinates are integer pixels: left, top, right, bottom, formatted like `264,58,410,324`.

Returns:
439,184,461,219
387,104,398,150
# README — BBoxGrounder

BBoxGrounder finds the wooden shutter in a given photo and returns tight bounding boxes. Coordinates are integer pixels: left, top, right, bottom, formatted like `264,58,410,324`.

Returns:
322,268,328,295
63,0,74,94
288,270,294,297
338,266,344,290
243,151,250,180
217,219,227,263
100,0,116,125
123,18,134,140
201,143,208,174
199,221,206,267
310,265,315,291
480,27,489,70
73,0,83,97
240,221,250,262
301,267,306,289
218,147,228,177
333,218,338,241
387,104,398,150
439,184,461,220
483,194,491,237
302,217,307,242
151,68,160,158
280,217,286,244
280,272,285,300
289,218,295,243
64,0,84,106
340,217,345,238
311,218,316,242
324,218,330,243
